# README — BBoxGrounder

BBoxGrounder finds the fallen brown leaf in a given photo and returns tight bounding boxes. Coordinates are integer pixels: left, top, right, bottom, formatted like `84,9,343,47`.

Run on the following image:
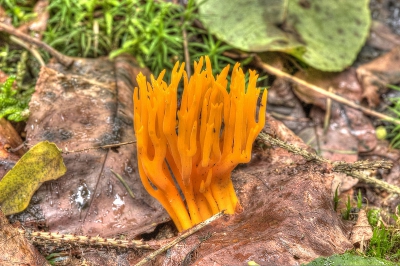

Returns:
0,210,49,266
146,116,353,265
357,46,400,107
367,21,400,51
21,56,169,238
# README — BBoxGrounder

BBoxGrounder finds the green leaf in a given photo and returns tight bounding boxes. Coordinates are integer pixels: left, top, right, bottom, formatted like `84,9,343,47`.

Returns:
109,47,132,59
105,12,113,36
196,0,371,71
0,141,66,215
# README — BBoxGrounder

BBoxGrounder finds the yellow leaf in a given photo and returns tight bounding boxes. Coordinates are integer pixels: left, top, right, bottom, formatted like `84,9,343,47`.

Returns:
0,141,66,215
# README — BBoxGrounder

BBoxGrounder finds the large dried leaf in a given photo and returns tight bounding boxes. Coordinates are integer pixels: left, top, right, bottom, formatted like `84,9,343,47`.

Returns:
22,56,168,237
148,115,352,265
0,141,66,215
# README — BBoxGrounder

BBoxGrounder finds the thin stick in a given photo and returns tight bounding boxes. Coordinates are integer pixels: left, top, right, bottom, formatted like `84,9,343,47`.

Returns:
62,141,136,154
324,87,333,135
93,20,99,58
255,59,400,126
0,22,74,67
347,171,400,194
257,132,400,194
18,229,157,249
134,211,224,266
10,36,45,66
23,141,136,154
182,27,191,77
259,132,328,163
110,169,135,199
180,0,191,77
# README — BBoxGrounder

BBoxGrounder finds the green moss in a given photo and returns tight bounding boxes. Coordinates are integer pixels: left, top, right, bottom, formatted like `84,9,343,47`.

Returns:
0,76,33,122
303,253,396,266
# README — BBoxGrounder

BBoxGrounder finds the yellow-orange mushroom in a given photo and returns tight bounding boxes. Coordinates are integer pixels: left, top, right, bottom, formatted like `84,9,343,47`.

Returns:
133,56,267,231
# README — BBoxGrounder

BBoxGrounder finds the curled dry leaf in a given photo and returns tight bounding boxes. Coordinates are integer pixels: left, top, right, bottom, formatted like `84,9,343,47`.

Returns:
350,209,373,252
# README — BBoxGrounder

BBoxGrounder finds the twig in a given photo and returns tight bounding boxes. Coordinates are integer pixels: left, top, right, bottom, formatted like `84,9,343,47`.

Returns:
0,22,74,67
180,0,191,78
254,58,400,126
134,211,224,266
93,20,99,58
259,132,328,163
110,169,135,199
332,160,393,172
9,36,45,66
324,87,333,135
257,132,400,194
18,229,158,250
182,27,191,78
62,141,136,154
341,171,400,194
23,140,136,154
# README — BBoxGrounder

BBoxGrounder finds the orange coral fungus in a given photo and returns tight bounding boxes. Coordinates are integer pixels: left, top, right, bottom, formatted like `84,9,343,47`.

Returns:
133,56,267,231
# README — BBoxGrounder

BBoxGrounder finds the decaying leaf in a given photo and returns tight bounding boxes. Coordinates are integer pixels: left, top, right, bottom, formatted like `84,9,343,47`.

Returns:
0,210,49,266
0,141,66,215
23,56,169,238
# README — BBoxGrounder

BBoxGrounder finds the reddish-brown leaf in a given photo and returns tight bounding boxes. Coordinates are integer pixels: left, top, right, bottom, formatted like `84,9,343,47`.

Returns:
22,56,168,237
